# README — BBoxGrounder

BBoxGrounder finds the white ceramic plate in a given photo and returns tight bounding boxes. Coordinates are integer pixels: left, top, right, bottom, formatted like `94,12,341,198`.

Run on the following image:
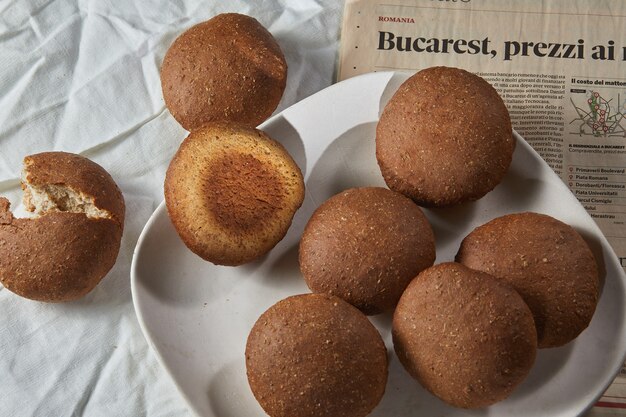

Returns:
131,72,626,417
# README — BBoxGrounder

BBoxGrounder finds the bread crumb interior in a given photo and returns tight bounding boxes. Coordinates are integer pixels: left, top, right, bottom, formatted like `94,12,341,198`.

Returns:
22,180,112,220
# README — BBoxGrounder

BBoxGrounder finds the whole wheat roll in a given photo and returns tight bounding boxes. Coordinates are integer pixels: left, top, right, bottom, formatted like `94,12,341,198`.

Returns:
393,262,537,408
456,212,600,348
161,13,287,131
299,186,435,314
0,152,125,302
376,66,514,207
164,121,304,266
246,293,388,417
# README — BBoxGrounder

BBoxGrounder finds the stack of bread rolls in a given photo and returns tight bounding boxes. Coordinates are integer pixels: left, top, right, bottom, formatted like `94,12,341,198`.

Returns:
161,13,304,267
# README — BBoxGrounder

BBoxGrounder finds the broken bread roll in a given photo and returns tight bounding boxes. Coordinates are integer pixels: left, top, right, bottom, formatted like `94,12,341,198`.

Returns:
164,121,304,266
456,212,599,348
0,152,125,302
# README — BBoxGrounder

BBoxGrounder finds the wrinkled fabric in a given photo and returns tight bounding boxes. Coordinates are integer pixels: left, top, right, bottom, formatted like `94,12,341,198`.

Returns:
0,1,342,415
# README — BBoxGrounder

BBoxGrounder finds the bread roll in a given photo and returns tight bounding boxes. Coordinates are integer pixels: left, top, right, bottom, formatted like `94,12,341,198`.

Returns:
299,187,435,314
376,66,514,207
0,152,125,302
246,293,388,417
161,13,287,130
456,212,599,348
393,262,537,408
164,121,304,265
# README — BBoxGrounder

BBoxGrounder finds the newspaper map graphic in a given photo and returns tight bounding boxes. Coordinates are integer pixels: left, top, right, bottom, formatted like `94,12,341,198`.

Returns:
570,91,626,137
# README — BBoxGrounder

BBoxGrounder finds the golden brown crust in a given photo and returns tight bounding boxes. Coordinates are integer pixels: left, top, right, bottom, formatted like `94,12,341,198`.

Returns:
160,13,287,131
23,152,125,229
164,121,304,266
376,66,514,207
393,262,537,409
246,293,388,417
456,212,599,348
0,198,122,302
299,187,435,314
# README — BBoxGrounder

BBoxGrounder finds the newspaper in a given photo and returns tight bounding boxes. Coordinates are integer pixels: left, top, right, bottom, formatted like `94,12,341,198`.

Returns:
338,0,626,415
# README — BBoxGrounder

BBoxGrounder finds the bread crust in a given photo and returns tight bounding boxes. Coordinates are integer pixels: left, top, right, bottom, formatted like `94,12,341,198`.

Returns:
161,13,287,130
376,66,514,207
456,212,600,348
246,293,388,417
164,121,304,265
0,203,122,302
393,262,537,408
299,187,435,314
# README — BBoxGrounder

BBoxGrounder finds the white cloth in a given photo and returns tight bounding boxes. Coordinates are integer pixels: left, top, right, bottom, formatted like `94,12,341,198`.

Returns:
0,1,342,415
